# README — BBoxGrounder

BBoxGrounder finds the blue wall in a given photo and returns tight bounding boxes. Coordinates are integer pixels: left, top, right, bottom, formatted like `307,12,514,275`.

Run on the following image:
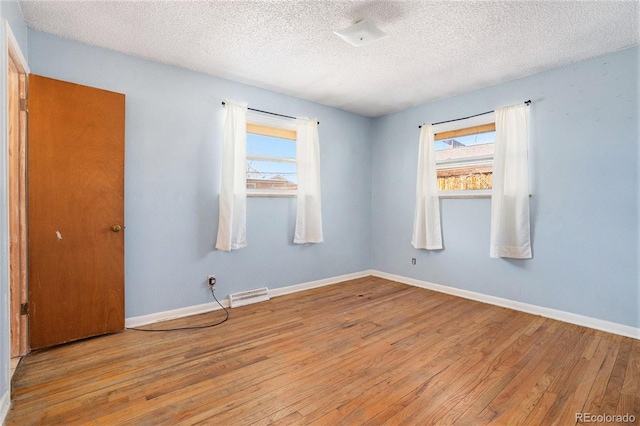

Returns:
1,24,638,417
372,47,639,328
1,0,27,410
26,30,373,318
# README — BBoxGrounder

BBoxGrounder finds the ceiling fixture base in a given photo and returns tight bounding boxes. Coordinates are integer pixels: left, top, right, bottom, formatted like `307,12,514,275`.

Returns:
334,19,387,47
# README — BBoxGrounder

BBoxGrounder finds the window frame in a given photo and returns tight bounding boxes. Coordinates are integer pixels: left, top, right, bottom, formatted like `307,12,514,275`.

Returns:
433,112,496,198
246,112,298,198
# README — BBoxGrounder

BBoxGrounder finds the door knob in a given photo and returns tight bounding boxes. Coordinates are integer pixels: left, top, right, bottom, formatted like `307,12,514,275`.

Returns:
111,224,122,232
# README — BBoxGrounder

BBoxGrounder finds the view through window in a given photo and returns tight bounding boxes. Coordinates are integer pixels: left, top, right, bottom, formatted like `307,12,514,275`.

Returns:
435,125,495,192
246,124,297,195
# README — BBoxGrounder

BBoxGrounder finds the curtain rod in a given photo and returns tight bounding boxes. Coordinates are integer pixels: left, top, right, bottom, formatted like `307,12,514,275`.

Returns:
418,100,531,129
221,102,319,125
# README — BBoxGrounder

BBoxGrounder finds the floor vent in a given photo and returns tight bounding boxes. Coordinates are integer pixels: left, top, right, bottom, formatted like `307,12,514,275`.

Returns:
228,287,270,308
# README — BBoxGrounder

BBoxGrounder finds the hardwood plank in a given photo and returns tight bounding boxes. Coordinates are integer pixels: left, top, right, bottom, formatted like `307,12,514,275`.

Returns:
525,336,608,425
523,391,558,426
500,333,600,425
515,328,598,424
302,306,502,424
6,277,639,425
600,339,633,414
616,340,640,421
439,321,562,424
296,308,507,424
152,287,476,425
427,326,572,424
569,335,622,419
370,313,548,425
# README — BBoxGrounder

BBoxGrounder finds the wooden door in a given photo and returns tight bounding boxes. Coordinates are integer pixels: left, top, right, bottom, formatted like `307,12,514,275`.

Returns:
28,75,125,350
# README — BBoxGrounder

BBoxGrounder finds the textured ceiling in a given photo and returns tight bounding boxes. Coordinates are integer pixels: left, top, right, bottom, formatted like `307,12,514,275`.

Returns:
20,1,640,117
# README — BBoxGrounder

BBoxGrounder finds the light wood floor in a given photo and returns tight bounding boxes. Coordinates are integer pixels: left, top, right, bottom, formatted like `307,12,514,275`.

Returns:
10,357,21,381
7,277,640,425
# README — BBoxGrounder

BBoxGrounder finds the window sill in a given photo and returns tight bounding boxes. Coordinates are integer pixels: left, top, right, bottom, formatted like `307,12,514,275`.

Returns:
439,190,491,198
438,191,532,199
247,190,296,198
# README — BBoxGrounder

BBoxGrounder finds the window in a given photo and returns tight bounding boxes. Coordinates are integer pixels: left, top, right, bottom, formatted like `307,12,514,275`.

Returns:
246,114,297,197
434,114,495,197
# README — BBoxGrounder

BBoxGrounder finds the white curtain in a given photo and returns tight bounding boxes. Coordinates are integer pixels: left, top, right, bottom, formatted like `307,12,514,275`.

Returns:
490,103,531,259
215,100,248,251
294,117,323,244
411,125,443,250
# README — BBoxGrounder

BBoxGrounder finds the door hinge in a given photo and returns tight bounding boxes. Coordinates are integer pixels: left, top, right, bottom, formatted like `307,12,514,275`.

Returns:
19,98,28,112
20,302,29,315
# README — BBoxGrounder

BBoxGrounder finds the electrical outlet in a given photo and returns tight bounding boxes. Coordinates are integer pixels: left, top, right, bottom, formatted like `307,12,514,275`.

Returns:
411,258,416,265
207,275,216,288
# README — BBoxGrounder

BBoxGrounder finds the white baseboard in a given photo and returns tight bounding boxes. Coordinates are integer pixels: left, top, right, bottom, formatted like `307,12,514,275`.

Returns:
125,299,230,328
1,389,10,425
371,270,640,340
268,270,374,298
125,270,373,327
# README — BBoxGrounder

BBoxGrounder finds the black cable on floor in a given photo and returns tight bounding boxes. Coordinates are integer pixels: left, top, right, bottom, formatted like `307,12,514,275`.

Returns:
126,287,229,332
